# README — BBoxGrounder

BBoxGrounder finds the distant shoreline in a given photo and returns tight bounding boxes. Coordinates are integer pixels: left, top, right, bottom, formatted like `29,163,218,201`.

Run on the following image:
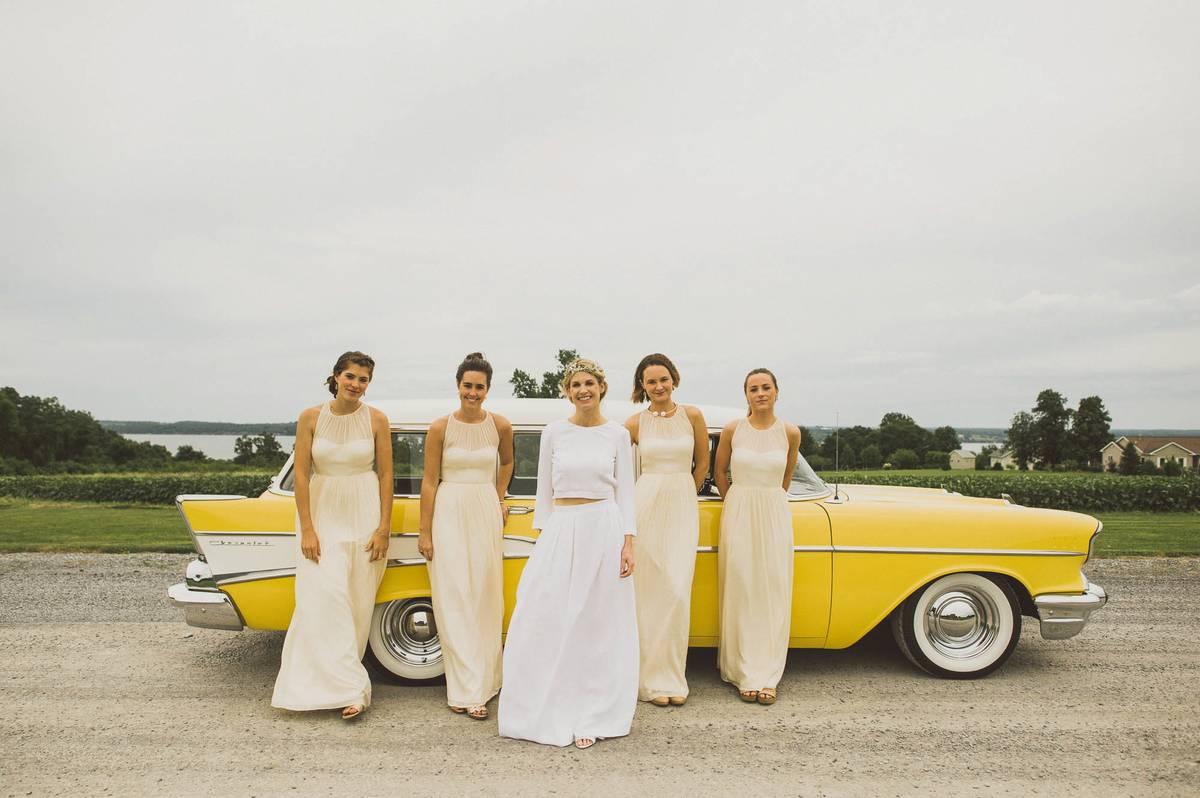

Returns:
100,420,296,435
100,419,1199,441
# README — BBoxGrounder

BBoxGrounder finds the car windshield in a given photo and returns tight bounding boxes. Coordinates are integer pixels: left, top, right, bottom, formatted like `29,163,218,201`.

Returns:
788,453,829,499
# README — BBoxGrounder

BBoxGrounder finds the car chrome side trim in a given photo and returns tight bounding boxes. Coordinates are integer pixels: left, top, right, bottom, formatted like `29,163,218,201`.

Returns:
834,545,1085,557
217,568,296,585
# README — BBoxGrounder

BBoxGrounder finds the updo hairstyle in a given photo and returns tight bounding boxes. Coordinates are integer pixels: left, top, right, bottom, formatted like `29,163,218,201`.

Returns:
456,352,493,387
630,353,681,403
325,351,375,397
560,358,608,400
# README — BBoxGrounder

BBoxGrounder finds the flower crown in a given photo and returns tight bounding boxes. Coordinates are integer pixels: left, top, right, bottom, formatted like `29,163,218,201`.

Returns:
559,358,606,396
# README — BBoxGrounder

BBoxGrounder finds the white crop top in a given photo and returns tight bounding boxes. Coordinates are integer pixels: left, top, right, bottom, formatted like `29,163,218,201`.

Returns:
533,419,637,535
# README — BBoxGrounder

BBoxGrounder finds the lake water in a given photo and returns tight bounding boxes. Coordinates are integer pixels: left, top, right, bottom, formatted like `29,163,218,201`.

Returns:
122,434,297,461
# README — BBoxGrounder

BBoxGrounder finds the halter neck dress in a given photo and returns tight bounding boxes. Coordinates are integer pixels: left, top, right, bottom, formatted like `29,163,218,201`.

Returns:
428,412,504,709
272,401,387,711
634,408,698,702
717,417,793,692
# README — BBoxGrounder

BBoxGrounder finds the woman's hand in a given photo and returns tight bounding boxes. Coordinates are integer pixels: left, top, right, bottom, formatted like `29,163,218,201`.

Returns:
365,528,390,562
417,531,434,561
500,502,510,526
300,528,321,563
619,536,635,578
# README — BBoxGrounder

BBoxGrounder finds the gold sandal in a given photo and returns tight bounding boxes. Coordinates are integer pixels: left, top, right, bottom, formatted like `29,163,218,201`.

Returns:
739,689,759,703
757,688,777,705
341,704,365,720
649,696,670,707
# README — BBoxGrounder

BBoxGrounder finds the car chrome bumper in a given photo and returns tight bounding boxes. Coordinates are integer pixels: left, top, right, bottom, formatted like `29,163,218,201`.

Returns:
1034,581,1107,640
167,582,244,631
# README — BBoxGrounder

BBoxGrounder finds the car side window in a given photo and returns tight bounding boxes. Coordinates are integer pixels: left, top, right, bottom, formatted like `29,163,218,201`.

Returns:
392,432,425,495
509,431,540,497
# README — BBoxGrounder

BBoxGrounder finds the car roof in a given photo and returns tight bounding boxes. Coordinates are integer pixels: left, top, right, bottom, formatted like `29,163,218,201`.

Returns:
369,398,747,430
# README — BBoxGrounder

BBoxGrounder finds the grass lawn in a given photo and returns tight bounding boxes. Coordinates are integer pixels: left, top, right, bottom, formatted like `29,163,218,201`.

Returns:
0,498,191,553
0,499,1196,557
1092,512,1200,557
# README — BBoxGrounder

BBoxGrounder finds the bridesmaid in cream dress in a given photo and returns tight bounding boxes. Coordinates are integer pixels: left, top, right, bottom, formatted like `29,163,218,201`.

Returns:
419,353,514,721
272,351,393,720
624,353,708,707
713,368,801,706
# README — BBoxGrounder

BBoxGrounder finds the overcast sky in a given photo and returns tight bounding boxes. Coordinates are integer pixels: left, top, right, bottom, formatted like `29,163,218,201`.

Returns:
2,1,1197,429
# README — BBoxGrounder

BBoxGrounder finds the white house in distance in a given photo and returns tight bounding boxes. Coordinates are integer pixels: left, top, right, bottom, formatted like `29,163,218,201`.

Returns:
949,450,976,470
1100,436,1200,471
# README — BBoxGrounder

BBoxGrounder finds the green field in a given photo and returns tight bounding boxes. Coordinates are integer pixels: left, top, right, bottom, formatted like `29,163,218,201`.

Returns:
0,499,1195,557
0,499,190,553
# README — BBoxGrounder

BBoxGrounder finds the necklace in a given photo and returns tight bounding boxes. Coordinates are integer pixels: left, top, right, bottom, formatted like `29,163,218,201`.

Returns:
648,403,677,418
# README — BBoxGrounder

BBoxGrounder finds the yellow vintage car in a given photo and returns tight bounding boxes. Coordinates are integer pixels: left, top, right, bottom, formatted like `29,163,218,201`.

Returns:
168,398,1106,680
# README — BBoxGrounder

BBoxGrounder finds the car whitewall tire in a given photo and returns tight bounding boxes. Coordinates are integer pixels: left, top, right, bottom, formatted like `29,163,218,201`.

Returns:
366,598,445,681
891,573,1021,679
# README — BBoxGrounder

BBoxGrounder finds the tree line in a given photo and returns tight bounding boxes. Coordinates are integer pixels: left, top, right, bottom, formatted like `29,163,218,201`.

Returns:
510,351,962,471
0,387,286,474
1004,390,1112,471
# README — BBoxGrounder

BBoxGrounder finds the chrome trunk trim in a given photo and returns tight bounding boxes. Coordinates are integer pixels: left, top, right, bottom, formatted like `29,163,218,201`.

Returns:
167,583,244,631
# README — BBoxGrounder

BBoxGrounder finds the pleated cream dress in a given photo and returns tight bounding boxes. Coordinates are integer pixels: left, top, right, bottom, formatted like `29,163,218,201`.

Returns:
272,401,387,711
428,413,504,709
634,409,698,702
499,420,639,747
718,417,793,692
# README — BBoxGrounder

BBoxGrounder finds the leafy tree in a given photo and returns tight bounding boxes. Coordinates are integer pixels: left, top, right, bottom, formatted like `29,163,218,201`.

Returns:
891,448,919,469
259,432,283,458
859,444,883,469
510,349,580,398
0,386,170,471
1006,411,1037,470
976,444,997,470
797,426,820,457
931,426,960,454
1162,459,1184,477
233,433,288,467
925,450,950,470
174,445,208,462
1119,440,1141,476
839,444,857,470
1069,396,1112,467
1032,389,1073,467
1136,459,1160,476
233,435,257,464
879,413,932,460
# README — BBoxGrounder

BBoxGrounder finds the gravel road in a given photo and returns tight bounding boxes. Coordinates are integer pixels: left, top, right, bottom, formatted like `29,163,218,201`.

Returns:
1,554,1198,797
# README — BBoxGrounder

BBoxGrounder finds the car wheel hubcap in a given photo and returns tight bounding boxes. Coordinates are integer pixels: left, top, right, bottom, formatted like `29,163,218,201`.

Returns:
923,588,999,659
379,599,441,666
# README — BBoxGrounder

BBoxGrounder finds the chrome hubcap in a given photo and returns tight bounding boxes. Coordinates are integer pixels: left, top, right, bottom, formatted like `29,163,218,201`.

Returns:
379,599,441,666
923,588,999,659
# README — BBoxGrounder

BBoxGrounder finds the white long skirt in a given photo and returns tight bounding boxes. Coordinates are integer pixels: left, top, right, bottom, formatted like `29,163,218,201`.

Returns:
498,500,638,747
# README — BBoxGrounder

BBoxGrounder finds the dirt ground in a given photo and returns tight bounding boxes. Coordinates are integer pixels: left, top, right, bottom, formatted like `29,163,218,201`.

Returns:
1,554,1197,797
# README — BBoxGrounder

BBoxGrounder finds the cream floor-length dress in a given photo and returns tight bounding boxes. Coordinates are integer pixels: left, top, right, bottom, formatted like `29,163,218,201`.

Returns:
428,413,504,708
717,417,793,692
272,401,386,711
634,410,698,701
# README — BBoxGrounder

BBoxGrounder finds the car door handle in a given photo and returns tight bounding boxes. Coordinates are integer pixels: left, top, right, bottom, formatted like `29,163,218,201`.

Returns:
505,505,533,515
